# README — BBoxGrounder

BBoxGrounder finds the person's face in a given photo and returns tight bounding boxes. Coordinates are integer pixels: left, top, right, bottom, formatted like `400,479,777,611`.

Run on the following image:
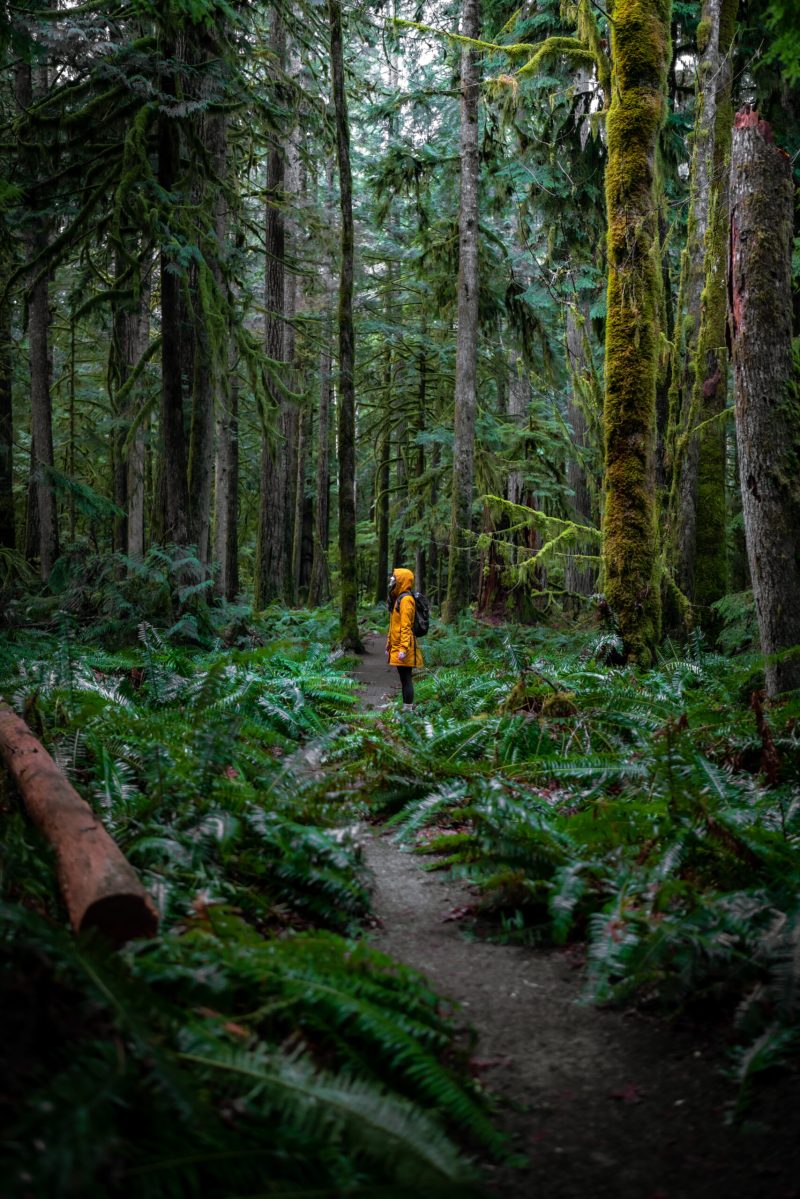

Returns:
388,574,397,595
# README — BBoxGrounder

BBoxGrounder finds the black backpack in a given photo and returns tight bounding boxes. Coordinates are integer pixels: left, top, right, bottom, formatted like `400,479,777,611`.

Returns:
395,590,431,637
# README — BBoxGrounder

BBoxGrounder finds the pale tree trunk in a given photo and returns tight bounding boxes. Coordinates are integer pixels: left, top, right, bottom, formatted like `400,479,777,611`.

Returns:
127,269,152,563
444,0,480,622
478,344,536,618
393,425,407,568
17,60,58,578
374,337,391,602
375,26,398,603
29,272,58,578
414,346,427,593
111,258,151,558
329,0,362,649
308,329,332,606
309,167,334,607
669,0,737,611
507,347,526,508
428,440,441,604
564,303,598,601
189,112,229,570
214,346,239,601
24,445,38,563
156,51,189,547
730,109,800,697
291,408,307,602
601,0,669,665
283,103,303,602
255,11,287,608
0,294,14,549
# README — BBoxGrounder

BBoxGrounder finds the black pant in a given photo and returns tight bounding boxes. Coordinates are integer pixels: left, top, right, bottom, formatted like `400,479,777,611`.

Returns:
397,666,414,704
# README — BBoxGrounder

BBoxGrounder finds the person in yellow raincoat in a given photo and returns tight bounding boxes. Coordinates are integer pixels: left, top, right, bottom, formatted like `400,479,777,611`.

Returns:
385,566,423,709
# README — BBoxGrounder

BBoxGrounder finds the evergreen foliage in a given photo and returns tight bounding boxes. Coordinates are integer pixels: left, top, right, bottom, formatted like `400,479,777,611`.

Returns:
1,0,800,1183
314,619,800,1106
0,614,499,1195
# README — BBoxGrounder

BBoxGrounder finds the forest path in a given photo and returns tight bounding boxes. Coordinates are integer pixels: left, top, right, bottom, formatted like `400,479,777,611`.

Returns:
351,634,799,1199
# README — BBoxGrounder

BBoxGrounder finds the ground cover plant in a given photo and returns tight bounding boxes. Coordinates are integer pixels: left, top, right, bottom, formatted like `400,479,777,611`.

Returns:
0,609,501,1198
318,617,800,1111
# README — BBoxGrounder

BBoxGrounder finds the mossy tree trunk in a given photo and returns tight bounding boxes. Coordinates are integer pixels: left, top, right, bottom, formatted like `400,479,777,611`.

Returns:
444,0,481,623
729,109,800,697
329,0,363,650
668,0,737,615
601,0,670,665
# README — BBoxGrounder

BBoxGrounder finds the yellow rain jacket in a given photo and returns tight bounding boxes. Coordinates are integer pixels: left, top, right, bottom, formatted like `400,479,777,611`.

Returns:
386,567,424,668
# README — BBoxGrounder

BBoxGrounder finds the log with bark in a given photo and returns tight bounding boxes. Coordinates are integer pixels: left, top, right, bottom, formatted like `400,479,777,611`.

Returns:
0,704,159,945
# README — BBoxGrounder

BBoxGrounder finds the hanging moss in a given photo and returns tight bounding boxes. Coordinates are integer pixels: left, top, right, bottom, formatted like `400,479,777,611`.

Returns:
601,0,671,666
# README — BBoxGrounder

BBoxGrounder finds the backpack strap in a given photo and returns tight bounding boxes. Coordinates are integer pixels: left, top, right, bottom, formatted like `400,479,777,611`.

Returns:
394,590,414,612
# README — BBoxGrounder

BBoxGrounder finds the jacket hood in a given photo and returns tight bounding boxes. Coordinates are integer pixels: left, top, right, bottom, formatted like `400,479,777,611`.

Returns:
391,567,415,596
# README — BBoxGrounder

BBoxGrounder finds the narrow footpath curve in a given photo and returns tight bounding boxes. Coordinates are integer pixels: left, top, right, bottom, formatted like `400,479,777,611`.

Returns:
352,634,800,1199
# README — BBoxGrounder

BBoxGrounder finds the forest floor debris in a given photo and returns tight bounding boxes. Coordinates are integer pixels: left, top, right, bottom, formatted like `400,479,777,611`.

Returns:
354,634,800,1199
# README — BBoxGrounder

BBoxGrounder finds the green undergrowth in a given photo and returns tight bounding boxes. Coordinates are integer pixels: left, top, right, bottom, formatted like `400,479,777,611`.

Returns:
0,614,498,1198
321,620,800,1111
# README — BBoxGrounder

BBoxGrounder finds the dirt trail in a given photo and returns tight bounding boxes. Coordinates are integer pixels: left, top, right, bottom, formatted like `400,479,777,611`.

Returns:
353,634,800,1199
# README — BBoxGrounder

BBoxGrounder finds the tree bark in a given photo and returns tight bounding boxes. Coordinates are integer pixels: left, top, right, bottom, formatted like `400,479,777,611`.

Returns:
0,704,158,946
127,271,152,563
374,364,391,602
601,0,670,665
255,12,287,608
309,170,334,608
329,0,363,649
564,304,598,602
444,0,481,622
111,256,151,559
729,109,800,697
428,440,441,605
309,344,332,606
291,408,307,603
17,61,59,578
28,263,58,578
414,346,427,594
157,63,190,547
507,347,527,508
669,0,737,612
214,345,239,601
282,109,302,598
0,296,14,550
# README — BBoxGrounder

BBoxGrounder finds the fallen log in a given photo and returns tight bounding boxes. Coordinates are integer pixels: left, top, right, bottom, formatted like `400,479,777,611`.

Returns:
0,702,159,946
